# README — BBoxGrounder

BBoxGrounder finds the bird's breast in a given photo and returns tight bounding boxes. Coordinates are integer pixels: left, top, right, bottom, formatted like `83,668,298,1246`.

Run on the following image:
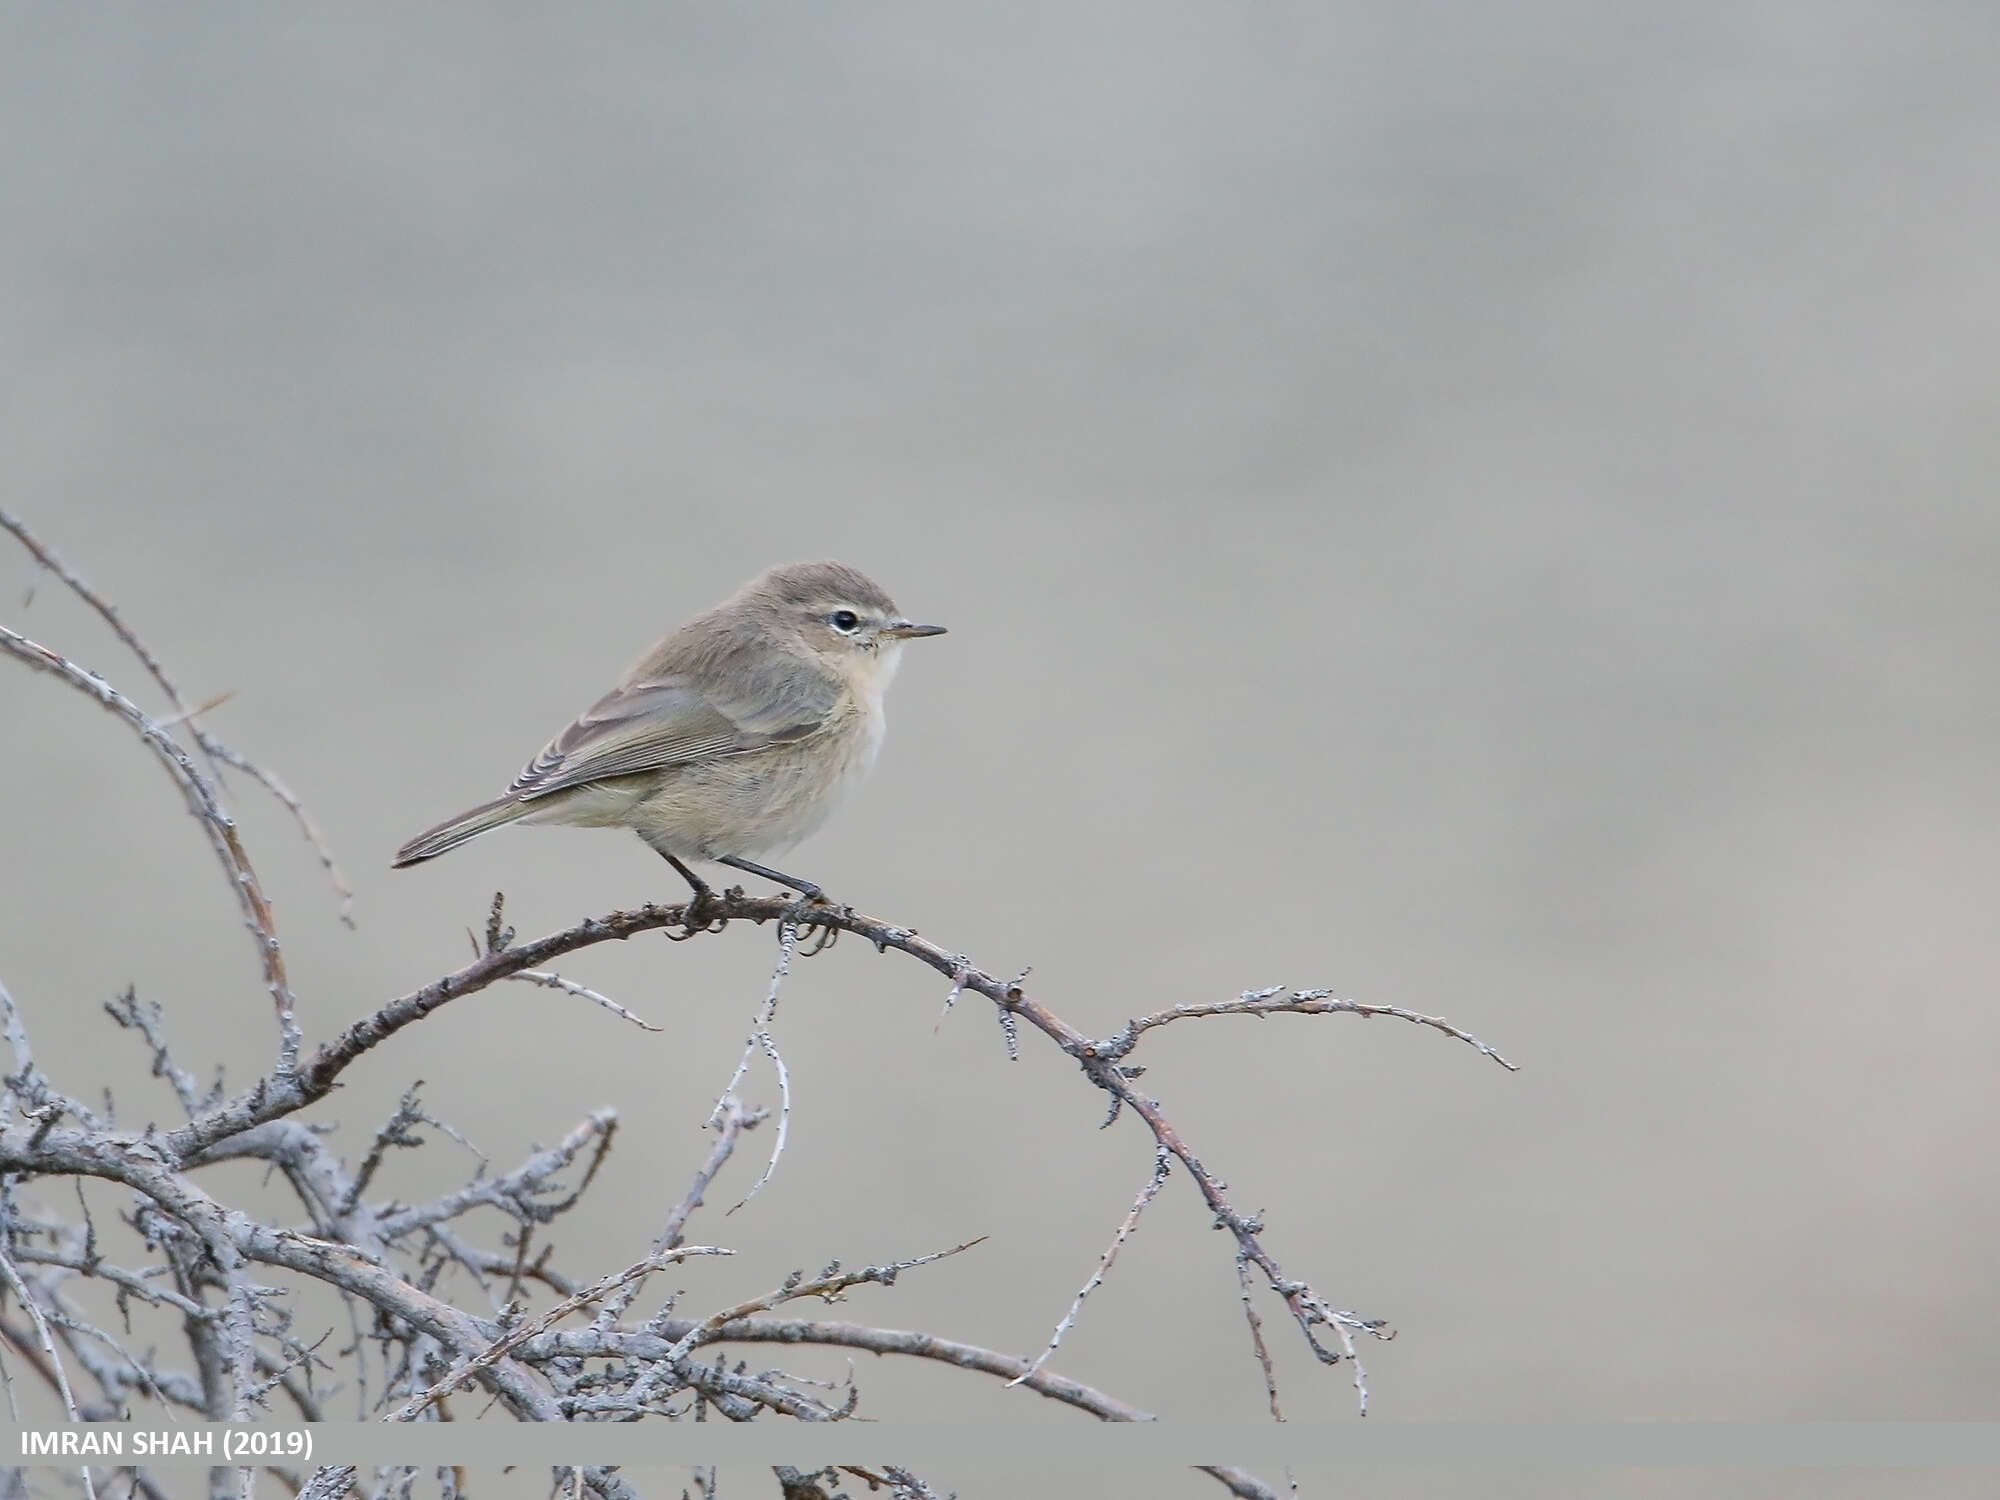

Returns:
632,696,887,860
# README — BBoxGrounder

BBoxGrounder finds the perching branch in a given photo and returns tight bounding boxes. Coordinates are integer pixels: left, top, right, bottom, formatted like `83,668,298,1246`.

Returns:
171,881,1508,1410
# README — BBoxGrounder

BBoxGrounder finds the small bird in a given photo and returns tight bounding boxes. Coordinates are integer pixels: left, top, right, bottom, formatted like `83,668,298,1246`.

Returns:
392,561,945,912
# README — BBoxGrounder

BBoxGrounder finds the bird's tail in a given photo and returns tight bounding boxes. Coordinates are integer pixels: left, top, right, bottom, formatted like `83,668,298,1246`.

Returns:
391,795,528,868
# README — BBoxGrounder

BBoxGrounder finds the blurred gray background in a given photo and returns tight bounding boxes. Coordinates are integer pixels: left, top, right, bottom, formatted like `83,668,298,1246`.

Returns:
2,2,1996,1496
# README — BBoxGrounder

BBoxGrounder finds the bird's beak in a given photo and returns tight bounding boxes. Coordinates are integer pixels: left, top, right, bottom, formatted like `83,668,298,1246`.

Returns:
881,620,947,640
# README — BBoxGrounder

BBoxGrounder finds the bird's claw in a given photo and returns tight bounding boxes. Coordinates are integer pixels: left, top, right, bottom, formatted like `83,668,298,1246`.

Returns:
779,891,840,955
667,882,727,941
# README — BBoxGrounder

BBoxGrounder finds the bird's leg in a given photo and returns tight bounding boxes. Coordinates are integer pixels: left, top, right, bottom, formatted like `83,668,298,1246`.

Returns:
660,850,713,901
715,856,840,954
644,840,723,938
714,855,821,901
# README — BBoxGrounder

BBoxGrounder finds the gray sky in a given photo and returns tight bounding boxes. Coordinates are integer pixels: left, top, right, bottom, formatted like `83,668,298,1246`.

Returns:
3,5,1997,1496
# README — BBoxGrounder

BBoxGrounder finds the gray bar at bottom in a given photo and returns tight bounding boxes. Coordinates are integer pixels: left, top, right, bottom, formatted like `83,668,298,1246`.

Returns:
7,1423,2000,1468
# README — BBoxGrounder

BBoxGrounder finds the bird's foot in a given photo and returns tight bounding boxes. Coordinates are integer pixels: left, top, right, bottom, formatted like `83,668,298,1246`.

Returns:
779,889,840,956
667,874,728,942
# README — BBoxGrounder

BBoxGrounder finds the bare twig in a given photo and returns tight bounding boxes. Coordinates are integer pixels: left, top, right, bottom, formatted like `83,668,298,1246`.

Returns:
1234,1252,1285,1424
0,977,99,1130
610,1239,988,1417
711,921,797,1215
934,961,971,1033
103,987,204,1117
529,1319,1279,1499
0,626,299,1068
202,741,358,928
724,1026,789,1218
1009,1147,1171,1386
155,689,237,729
1101,984,1517,1071
342,1086,438,1217
506,971,661,1033
0,1244,99,1500
388,1245,728,1422
375,1112,616,1240
0,509,355,927
597,1097,761,1330
658,1238,988,1368
661,1098,760,1254
1235,1253,1296,1497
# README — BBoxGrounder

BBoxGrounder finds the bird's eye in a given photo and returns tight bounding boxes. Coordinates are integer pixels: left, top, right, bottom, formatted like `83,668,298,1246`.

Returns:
829,609,860,633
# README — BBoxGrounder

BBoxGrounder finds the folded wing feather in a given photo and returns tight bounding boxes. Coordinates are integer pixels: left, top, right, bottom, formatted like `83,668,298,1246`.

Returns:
507,672,831,801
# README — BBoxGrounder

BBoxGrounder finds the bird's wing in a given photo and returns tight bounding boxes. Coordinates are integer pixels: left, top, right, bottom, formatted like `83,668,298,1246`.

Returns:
506,671,832,801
